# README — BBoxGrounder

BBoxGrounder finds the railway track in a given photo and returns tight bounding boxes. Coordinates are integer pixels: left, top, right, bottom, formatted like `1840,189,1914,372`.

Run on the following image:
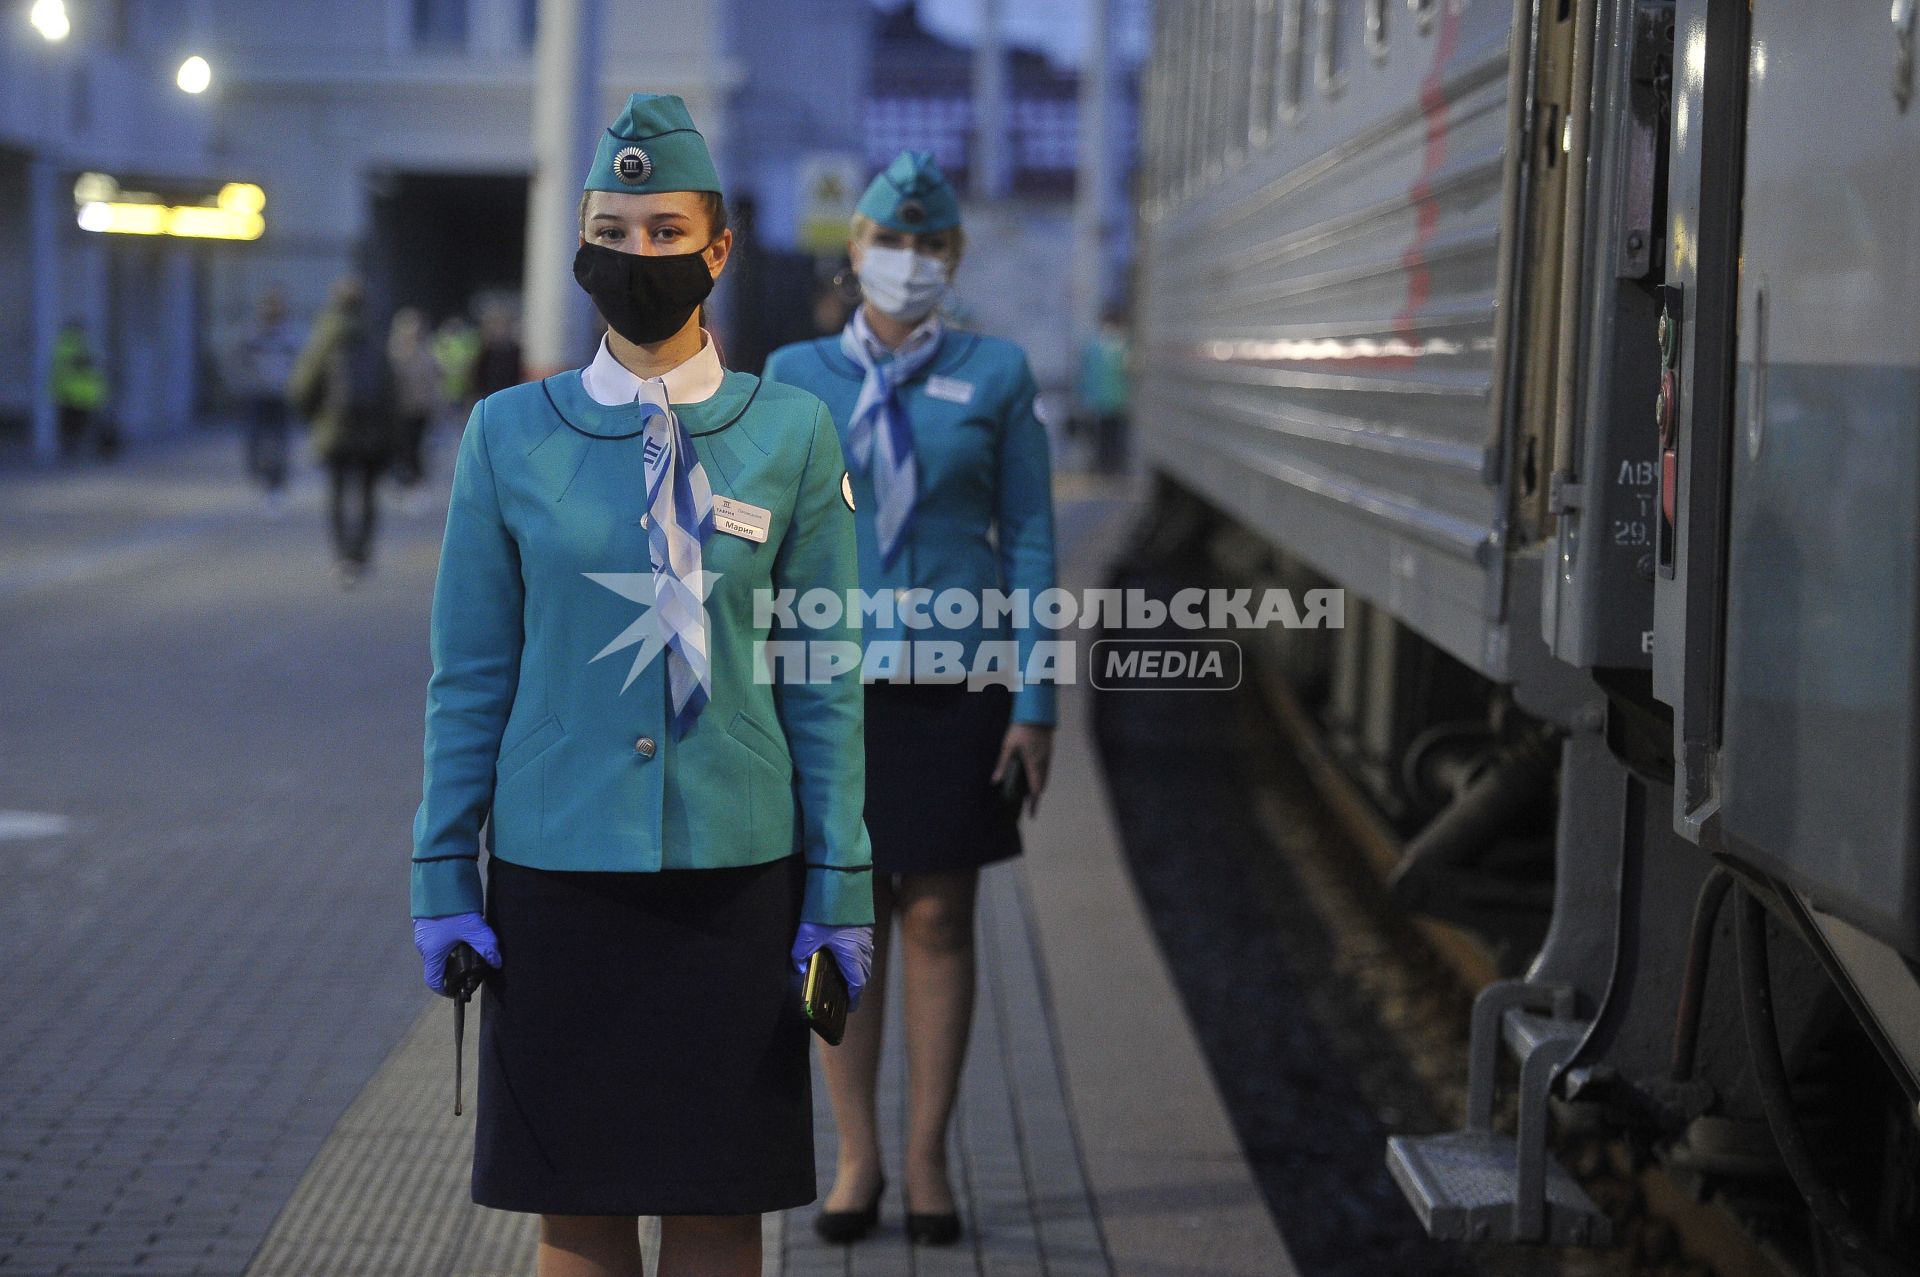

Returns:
1092,559,1789,1277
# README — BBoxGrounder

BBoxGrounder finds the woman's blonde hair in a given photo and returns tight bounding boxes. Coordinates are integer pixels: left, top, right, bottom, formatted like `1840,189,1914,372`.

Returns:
849,212,965,265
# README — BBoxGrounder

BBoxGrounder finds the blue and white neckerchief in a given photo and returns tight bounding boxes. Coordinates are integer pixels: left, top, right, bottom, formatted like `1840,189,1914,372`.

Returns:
839,309,943,566
634,376,716,738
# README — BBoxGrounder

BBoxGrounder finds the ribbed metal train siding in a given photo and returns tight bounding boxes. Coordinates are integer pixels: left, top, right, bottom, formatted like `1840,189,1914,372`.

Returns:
1136,2,1517,677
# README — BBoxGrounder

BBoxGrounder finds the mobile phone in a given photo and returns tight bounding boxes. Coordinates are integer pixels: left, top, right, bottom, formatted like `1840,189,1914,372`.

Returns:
802,948,850,1046
999,757,1031,815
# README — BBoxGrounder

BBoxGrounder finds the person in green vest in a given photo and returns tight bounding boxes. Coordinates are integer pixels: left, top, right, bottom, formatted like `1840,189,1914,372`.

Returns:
1076,305,1130,472
432,314,479,416
287,276,397,587
50,320,109,462
408,92,874,1277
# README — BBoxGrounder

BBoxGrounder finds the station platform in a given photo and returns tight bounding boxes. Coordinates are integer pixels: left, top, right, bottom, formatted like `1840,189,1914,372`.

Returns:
0,430,1294,1276
238,478,1294,1277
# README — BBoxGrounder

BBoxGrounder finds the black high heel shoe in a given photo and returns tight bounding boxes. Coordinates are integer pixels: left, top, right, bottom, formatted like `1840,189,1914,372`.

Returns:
813,1176,886,1244
904,1210,962,1246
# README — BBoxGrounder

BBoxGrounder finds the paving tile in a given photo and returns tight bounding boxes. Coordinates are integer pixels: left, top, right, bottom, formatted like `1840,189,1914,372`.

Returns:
2,435,457,1273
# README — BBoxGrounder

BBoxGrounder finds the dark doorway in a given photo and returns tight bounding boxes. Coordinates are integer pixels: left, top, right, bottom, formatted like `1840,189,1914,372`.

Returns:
365,171,528,326
0,145,41,445
721,194,832,375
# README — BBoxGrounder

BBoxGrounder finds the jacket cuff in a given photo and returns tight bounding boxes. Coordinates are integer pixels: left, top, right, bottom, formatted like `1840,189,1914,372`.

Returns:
411,856,483,919
801,864,876,926
1012,680,1058,727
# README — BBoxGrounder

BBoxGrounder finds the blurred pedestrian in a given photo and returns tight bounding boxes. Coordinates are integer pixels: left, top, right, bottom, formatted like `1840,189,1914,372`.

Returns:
471,301,522,398
812,263,855,336
50,320,110,463
387,306,440,507
288,276,395,587
765,150,1058,1250
1076,306,1131,473
433,314,479,420
409,92,872,1277
230,287,304,509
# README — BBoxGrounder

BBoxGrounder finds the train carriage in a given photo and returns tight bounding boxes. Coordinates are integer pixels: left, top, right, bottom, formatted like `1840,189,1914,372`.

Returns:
1132,1,1920,1271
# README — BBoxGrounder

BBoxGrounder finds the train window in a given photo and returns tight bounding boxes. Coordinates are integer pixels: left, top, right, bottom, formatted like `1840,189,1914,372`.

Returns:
1205,0,1236,174
1250,0,1280,149
1165,0,1185,196
1366,0,1388,61
1147,6,1167,203
1152,2,1182,202
1145,8,1172,207
1315,0,1348,98
1190,0,1213,185
1409,0,1437,35
1211,0,1234,174
1279,0,1308,125
1160,8,1179,201
1182,0,1206,194
1202,0,1229,180
1224,0,1256,163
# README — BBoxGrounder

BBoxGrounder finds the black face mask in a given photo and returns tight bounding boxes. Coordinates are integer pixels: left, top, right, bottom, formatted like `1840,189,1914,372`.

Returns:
572,239,716,345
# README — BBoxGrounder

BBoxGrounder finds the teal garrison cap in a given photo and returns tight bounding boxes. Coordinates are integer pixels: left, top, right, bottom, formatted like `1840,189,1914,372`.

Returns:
855,149,961,233
584,92,723,195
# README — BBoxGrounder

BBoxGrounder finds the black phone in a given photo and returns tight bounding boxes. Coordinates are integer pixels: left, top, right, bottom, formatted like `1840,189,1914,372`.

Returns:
999,756,1031,816
802,948,850,1046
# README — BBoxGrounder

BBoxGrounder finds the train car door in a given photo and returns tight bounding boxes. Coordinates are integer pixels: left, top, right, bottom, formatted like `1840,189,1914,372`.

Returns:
1714,3,1920,959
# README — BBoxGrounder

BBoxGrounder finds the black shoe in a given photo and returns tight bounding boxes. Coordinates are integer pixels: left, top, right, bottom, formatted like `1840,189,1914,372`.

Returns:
813,1176,885,1244
905,1211,962,1246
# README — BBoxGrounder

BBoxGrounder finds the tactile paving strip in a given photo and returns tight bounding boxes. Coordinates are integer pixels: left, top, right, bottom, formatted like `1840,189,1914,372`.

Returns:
242,998,539,1276
242,1001,772,1276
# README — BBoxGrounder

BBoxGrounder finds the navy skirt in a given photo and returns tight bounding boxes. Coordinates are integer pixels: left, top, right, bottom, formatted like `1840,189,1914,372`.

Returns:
472,854,815,1216
863,681,1021,876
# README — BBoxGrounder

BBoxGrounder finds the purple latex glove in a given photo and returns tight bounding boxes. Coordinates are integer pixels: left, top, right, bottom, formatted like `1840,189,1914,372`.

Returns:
412,912,502,994
792,922,875,1012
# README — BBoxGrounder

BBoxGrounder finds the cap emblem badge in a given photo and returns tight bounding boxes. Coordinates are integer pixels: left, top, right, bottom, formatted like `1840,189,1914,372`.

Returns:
614,146,653,185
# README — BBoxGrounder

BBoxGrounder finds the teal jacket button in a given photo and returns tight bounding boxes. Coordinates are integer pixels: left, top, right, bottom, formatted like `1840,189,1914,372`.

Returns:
634,736,656,759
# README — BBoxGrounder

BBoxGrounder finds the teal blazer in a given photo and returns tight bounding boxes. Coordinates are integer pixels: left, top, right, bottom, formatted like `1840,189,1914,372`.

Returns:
764,329,1058,725
411,370,874,926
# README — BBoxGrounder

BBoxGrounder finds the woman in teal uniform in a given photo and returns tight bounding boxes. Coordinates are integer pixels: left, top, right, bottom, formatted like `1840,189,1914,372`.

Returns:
408,94,874,1277
764,151,1057,1247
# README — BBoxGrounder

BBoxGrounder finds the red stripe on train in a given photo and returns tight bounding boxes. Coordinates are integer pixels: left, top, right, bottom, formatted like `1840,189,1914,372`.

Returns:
1385,4,1465,370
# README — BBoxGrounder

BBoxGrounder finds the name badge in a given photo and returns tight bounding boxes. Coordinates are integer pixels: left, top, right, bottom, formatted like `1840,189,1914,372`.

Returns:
712,494,771,543
925,375,975,405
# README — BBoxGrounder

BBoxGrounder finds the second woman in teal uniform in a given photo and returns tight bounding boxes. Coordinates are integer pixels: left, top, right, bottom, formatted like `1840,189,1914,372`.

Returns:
765,151,1058,1247
409,94,874,1277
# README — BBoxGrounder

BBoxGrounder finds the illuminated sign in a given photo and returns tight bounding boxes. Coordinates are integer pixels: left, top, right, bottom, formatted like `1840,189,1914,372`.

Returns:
72,173,265,241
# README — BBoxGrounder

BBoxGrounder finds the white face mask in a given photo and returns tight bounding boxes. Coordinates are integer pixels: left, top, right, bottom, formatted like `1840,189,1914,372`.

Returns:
858,245,949,322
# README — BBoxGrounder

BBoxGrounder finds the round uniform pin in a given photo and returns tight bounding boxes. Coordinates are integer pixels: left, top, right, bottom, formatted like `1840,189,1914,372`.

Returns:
898,199,926,226
841,472,856,511
614,146,653,185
